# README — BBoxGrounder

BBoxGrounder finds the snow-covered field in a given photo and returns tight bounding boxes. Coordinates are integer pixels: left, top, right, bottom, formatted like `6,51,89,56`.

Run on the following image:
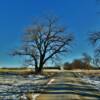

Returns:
0,71,100,100
82,75,100,91
0,74,47,100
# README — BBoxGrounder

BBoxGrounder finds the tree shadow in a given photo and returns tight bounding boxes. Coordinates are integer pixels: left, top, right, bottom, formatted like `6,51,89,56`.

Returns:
36,83,100,99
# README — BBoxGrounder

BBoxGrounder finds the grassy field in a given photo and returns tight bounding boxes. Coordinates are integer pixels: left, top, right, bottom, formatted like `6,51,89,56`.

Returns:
0,68,33,75
0,68,59,77
0,68,100,74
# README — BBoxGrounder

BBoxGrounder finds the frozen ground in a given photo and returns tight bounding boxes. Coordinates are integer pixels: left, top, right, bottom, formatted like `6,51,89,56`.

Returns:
0,74,47,100
0,71,100,100
82,76,100,91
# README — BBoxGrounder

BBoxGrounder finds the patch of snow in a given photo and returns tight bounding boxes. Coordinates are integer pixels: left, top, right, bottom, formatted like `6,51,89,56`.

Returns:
32,94,40,100
28,75,45,80
20,94,28,100
47,79,55,85
82,76,100,91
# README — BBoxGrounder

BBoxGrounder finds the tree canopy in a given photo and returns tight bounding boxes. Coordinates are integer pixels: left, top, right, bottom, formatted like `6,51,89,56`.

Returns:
12,15,74,74
89,32,100,67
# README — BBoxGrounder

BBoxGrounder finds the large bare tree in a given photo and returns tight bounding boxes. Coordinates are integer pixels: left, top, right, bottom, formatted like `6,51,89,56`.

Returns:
89,32,100,67
12,15,74,74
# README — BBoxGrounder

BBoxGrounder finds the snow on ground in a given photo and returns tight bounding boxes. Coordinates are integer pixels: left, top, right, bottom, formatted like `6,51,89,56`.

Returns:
0,74,47,100
82,76,100,91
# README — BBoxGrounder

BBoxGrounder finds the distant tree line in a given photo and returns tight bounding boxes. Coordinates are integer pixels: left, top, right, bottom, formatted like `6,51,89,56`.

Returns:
43,66,61,70
63,60,93,70
63,53,100,70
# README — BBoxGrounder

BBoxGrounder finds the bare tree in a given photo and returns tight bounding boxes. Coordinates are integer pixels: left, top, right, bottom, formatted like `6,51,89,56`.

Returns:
82,53,92,69
89,32,100,67
12,15,74,74
89,32,100,45
82,53,92,65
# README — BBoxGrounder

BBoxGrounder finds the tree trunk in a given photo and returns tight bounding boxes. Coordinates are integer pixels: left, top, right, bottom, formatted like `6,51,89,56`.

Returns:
35,67,39,74
35,65,43,74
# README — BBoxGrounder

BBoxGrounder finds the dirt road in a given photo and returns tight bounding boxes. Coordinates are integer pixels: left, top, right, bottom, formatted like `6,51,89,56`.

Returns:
36,72,100,100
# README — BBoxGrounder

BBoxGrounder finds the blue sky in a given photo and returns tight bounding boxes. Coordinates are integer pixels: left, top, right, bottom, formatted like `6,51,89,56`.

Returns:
0,0,99,67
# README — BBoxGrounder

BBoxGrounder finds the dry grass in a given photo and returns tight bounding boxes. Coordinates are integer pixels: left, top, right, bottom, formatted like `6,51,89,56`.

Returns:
0,68,99,75
0,68,33,75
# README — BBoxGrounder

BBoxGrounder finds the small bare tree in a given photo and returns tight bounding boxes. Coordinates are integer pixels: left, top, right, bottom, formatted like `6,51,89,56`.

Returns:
82,53,92,64
12,15,74,74
82,53,92,70
89,32,100,67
